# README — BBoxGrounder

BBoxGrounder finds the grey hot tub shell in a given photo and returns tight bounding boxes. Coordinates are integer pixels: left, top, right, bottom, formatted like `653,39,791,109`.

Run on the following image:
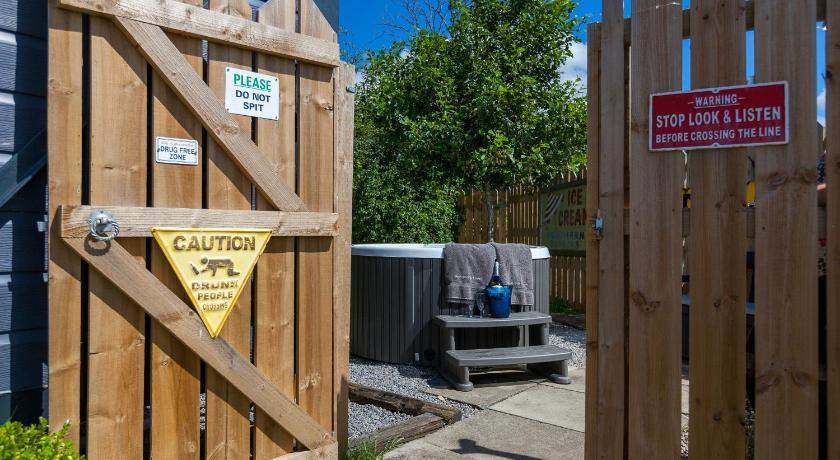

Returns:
350,244,551,367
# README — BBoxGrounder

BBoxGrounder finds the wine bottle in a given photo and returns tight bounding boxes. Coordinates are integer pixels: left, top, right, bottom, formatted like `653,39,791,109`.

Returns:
489,260,502,286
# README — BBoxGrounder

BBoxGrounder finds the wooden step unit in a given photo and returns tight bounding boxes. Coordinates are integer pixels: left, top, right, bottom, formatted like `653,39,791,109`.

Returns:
435,312,572,391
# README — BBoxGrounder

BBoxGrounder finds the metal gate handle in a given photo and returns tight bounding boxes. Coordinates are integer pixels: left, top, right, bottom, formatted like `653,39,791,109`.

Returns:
89,210,120,241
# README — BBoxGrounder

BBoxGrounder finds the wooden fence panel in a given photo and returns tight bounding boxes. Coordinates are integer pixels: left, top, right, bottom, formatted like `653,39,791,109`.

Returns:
754,1,819,458
828,2,840,458
204,2,254,458
687,1,747,457
628,0,683,458
298,0,336,430
87,16,148,459
49,1,349,457
254,1,297,457
149,2,203,458
46,0,83,442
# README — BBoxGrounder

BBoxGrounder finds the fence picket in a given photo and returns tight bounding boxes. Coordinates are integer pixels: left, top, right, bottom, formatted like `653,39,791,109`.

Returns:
253,0,297,456
205,1,254,457
47,0,83,443
87,16,148,458
754,0,820,457
149,2,203,457
687,1,748,457
298,0,336,430
628,1,683,457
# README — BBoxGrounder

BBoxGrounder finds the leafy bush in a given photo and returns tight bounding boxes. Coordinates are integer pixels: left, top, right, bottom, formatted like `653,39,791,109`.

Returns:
0,418,84,460
352,0,587,243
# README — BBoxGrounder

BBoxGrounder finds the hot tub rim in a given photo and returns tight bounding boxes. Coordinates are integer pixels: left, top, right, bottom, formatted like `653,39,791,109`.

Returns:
351,243,550,259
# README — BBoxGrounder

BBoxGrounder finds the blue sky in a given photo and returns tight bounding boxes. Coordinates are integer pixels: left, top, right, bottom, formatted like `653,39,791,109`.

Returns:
340,1,827,123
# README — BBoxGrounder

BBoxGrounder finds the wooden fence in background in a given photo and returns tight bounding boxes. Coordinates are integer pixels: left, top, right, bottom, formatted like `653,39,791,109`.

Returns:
457,170,587,310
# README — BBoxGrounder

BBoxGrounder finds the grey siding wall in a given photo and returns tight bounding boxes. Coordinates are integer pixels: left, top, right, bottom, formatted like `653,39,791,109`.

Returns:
0,0,48,424
351,256,550,367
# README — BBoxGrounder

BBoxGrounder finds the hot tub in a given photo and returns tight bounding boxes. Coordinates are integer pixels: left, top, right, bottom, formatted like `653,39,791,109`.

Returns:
350,243,551,366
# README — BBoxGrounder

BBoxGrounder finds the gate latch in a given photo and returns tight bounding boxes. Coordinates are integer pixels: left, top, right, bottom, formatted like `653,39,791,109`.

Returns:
592,211,604,240
88,210,120,242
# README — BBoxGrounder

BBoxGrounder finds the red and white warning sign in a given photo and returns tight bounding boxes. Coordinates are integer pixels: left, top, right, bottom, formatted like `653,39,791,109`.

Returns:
649,82,789,151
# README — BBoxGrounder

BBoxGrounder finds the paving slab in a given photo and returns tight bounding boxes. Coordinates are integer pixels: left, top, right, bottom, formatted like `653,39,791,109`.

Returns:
385,439,465,459
539,366,585,393
490,384,585,432
422,409,584,460
426,369,543,408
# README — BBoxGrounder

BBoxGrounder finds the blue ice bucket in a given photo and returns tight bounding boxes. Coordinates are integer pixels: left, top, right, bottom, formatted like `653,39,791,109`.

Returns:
485,285,512,318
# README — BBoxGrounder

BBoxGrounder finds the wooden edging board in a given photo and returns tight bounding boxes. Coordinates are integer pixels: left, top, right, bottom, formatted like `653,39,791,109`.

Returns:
348,383,462,425
60,205,338,238
56,0,340,66
347,413,446,451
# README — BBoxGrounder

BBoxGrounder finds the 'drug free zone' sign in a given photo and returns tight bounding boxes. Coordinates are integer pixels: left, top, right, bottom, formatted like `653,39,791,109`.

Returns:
225,67,280,120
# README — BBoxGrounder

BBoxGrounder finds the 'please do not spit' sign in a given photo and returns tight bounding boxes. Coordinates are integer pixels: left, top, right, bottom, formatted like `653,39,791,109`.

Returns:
224,67,280,120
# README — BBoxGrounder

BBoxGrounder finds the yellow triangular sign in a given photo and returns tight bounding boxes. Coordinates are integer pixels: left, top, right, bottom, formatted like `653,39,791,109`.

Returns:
152,228,272,338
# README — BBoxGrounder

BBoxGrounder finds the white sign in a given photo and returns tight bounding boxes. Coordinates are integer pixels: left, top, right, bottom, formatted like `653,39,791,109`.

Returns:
155,136,198,165
224,67,280,120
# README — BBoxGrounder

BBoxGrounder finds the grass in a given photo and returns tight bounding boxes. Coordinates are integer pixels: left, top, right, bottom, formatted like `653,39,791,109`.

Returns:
549,298,583,315
345,438,403,460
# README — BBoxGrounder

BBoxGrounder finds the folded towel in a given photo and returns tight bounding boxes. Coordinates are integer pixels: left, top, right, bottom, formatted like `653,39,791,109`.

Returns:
491,242,534,306
443,243,495,304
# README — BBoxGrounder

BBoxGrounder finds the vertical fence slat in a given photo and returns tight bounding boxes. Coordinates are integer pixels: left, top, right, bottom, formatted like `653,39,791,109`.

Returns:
298,0,337,430
149,2,203,457
687,1,748,458
47,0,83,443
205,1,254,458
333,61,355,454
754,0,820,458
253,0,297,457
628,0,683,457
828,2,840,457
87,16,147,459
592,0,627,457
584,22,601,459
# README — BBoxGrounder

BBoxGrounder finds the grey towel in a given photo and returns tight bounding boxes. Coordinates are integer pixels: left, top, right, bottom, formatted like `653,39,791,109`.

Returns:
443,243,495,304
491,242,534,306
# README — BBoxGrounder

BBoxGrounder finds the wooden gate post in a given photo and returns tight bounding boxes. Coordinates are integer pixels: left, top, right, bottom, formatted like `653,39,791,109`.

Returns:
827,2,840,458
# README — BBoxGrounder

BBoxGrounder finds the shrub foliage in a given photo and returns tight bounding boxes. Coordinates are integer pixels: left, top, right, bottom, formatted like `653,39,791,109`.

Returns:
0,418,83,460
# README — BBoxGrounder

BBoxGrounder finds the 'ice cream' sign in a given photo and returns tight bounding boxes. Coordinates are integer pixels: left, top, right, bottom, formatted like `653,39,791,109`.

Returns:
649,82,789,151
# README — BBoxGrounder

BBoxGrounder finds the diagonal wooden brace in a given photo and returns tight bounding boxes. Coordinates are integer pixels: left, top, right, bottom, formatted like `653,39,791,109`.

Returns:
113,16,307,212
62,236,332,450
56,0,340,67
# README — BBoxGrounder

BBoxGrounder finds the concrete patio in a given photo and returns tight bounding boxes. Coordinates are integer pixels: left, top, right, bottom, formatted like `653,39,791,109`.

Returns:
384,367,587,459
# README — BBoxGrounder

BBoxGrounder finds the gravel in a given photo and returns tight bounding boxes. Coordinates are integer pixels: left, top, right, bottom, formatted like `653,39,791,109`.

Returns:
350,357,481,422
348,401,413,439
348,320,588,440
548,321,587,368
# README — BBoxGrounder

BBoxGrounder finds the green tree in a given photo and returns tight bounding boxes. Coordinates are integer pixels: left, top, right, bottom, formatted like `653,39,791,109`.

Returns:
353,0,586,243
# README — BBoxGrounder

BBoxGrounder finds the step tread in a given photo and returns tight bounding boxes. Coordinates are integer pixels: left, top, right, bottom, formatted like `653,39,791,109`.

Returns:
434,311,552,329
446,344,571,367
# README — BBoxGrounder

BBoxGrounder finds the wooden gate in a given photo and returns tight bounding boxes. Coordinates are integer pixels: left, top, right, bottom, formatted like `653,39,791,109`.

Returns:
586,0,837,458
47,0,353,458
